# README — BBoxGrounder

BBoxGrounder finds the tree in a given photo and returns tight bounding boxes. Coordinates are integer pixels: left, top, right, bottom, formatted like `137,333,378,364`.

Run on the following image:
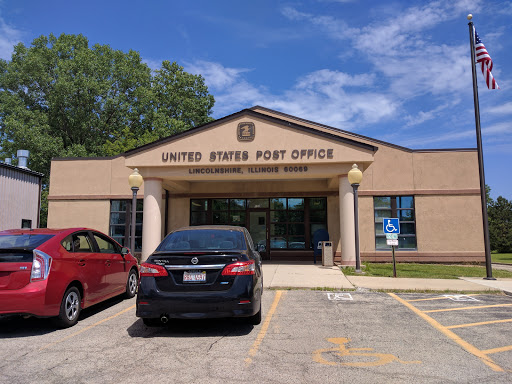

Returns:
0,33,215,226
488,194,512,253
486,186,512,253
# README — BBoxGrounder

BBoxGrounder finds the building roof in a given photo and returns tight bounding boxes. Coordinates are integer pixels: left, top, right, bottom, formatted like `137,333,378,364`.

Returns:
0,162,44,178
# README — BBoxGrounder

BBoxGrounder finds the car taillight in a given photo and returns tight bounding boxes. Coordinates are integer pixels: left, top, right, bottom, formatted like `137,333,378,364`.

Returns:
31,250,52,282
222,260,255,276
140,263,168,277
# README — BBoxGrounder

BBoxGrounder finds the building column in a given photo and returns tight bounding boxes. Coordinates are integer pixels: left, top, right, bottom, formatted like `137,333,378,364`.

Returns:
339,175,356,266
141,177,163,262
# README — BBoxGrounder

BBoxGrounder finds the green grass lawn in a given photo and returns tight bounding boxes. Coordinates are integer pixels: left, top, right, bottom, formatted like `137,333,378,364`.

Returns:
492,253,512,264
342,262,512,279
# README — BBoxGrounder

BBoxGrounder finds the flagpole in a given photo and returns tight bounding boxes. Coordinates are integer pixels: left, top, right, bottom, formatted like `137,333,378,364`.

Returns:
467,14,494,280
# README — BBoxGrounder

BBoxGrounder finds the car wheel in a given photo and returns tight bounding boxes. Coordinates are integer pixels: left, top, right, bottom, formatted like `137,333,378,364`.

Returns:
142,318,162,327
125,269,138,298
54,287,81,328
248,304,262,325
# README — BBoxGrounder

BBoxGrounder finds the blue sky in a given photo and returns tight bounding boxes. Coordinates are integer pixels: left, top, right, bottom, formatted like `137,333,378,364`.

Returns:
1,0,511,199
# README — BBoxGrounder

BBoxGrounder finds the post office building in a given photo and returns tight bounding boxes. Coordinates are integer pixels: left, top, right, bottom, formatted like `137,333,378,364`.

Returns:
47,106,485,265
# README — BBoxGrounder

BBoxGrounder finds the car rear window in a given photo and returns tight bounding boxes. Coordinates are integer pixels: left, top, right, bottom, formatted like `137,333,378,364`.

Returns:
157,229,245,251
0,234,54,251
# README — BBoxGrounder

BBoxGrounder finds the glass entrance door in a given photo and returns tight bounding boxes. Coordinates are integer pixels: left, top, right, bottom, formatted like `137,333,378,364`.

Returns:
249,210,270,260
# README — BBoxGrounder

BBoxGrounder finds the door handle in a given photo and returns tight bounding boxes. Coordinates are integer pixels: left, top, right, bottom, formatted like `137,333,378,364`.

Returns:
78,259,86,267
105,260,111,266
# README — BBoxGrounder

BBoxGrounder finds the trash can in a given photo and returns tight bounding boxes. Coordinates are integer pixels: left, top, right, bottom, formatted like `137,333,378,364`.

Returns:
321,241,333,266
313,229,329,264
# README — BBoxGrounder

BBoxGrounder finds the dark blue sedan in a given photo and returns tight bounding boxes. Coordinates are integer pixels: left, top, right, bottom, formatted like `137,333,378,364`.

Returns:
136,226,263,326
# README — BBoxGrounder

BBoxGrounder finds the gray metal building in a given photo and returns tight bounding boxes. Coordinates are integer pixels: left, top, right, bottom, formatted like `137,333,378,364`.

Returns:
0,152,43,230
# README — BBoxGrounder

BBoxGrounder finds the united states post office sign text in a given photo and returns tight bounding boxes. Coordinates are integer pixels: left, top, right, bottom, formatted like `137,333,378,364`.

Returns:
161,149,334,163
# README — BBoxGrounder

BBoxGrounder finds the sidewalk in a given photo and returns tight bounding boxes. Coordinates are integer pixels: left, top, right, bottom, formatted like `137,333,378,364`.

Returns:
262,262,512,295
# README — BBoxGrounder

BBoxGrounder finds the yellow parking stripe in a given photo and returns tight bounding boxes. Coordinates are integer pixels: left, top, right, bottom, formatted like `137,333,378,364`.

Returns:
388,293,504,372
482,345,512,355
424,303,512,313
447,318,512,329
40,304,136,351
245,290,285,366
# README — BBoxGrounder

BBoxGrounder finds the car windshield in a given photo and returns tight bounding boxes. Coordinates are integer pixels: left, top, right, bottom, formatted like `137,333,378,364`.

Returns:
157,229,245,251
0,234,54,250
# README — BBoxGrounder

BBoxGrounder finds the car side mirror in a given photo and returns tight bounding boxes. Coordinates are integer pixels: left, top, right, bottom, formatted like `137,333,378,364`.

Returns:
121,247,130,256
257,244,266,252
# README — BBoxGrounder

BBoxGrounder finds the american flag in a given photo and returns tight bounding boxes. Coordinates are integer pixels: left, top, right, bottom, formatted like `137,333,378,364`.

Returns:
474,28,499,89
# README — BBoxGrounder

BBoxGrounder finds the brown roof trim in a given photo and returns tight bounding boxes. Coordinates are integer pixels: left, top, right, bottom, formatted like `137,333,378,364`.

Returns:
52,155,122,161
250,106,477,153
122,109,378,157
412,148,477,153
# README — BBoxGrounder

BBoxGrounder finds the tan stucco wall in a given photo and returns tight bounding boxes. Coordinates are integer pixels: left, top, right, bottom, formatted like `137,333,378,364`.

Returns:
183,180,334,194
167,197,189,235
412,152,480,190
125,115,374,172
49,156,145,197
47,200,110,233
415,195,484,253
358,196,375,254
327,195,341,255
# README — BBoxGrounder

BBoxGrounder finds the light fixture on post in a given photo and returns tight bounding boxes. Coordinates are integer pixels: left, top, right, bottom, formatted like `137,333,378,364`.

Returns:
347,164,363,273
128,168,143,255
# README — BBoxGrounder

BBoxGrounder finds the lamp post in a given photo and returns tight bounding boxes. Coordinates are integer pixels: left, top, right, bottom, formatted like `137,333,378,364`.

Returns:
348,164,363,273
128,168,143,255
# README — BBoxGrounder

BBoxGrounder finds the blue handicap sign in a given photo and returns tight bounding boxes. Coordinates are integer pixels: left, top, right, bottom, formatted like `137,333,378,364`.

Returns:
383,218,400,234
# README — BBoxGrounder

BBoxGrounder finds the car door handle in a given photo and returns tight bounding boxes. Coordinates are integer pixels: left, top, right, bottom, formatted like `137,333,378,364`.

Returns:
78,259,86,267
105,260,111,267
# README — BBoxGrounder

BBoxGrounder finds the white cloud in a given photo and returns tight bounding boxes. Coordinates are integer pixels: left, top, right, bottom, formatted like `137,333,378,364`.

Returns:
142,59,162,71
404,102,456,127
0,17,23,60
186,60,253,89
401,121,512,147
488,102,512,115
185,61,399,129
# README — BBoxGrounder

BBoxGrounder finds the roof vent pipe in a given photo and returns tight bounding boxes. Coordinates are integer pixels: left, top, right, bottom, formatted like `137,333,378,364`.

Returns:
4,158,12,165
17,150,29,169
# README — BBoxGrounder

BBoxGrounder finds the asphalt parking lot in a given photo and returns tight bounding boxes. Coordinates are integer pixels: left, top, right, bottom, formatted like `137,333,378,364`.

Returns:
1,290,511,384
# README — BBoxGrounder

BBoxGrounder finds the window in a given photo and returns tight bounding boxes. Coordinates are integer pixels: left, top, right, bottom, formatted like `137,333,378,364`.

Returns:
157,229,244,251
189,197,327,250
374,196,416,250
191,198,247,227
270,198,306,249
64,232,93,253
191,199,209,225
21,219,32,229
93,233,120,254
309,197,327,248
109,200,143,252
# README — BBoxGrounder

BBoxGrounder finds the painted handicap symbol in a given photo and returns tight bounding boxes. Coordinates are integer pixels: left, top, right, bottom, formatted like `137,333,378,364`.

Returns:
313,338,421,367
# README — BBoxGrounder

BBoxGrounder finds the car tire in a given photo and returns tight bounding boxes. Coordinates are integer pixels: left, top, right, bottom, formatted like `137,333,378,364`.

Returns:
54,286,81,328
125,269,138,299
248,304,262,325
142,318,162,327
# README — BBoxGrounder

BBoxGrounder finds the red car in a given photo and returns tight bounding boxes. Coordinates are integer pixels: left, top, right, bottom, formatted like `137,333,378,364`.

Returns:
0,228,139,327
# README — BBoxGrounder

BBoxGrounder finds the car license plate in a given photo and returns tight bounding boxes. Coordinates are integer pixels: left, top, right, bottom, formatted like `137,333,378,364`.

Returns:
183,271,206,283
